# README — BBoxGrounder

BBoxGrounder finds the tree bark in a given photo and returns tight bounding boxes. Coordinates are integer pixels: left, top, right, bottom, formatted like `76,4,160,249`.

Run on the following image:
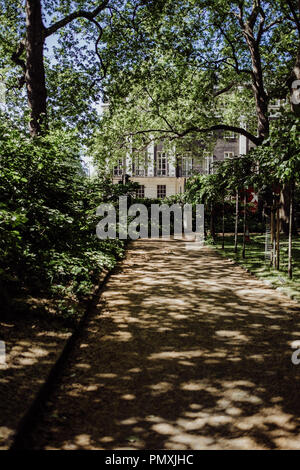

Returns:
279,183,298,235
279,184,290,235
239,6,270,142
247,39,269,141
13,0,110,137
25,0,47,136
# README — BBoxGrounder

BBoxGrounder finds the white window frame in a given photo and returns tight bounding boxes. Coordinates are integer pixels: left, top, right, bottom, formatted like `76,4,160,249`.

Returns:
204,153,214,174
133,152,147,177
182,154,193,177
156,151,168,176
224,151,234,160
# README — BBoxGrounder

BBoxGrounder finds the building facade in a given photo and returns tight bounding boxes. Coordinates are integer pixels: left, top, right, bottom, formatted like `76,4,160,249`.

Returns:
112,131,252,198
101,98,287,198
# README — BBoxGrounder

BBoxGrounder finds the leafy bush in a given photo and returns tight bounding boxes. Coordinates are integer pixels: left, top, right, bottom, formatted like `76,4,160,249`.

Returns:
0,124,132,319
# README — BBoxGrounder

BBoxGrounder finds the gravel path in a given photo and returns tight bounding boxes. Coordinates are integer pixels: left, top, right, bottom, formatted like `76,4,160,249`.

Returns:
24,239,300,450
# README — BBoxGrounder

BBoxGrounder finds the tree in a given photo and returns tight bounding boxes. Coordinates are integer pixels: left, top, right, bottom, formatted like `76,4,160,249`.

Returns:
245,112,300,274
1,0,167,136
5,1,110,135
280,0,300,116
92,0,299,237
96,0,299,148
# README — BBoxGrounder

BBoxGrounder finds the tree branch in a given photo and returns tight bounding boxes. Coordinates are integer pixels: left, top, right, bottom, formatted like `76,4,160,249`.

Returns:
263,17,284,34
45,0,110,37
213,82,237,96
217,24,251,75
90,19,107,79
286,0,300,32
125,124,261,146
11,40,26,72
175,124,261,145
257,7,266,43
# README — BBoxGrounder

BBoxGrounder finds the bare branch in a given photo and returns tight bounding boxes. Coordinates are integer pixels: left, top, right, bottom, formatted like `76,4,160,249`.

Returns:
90,19,107,79
213,82,237,97
125,128,175,137
236,1,245,29
257,7,266,43
11,40,26,72
5,75,26,91
222,60,251,75
175,124,261,146
263,17,284,33
286,0,300,32
45,0,110,37
125,124,261,146
217,24,251,75
247,3,260,30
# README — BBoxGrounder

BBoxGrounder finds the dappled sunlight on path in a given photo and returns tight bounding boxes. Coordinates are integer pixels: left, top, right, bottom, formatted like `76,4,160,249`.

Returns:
27,240,300,449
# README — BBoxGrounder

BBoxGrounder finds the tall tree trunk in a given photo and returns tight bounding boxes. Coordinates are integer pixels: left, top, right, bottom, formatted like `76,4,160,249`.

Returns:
288,181,294,279
280,182,298,235
242,191,247,259
279,184,290,235
25,0,47,136
243,24,269,142
234,191,239,253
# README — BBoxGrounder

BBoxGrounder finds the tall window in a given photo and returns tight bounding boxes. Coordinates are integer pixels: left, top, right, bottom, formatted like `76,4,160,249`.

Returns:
156,151,168,176
182,154,193,176
136,185,145,198
204,153,214,174
133,152,147,176
113,159,123,176
157,185,166,198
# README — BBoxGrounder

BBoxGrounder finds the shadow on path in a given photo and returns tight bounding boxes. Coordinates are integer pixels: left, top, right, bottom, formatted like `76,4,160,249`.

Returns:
24,240,300,449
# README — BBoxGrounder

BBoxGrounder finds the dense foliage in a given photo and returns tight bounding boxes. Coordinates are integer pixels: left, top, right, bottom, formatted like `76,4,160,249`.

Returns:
0,123,137,319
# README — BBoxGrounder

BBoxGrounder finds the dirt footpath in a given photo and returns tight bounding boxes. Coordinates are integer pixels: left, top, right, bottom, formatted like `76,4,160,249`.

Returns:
22,239,300,450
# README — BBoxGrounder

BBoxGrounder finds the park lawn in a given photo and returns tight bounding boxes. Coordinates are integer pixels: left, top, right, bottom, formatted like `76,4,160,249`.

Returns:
213,234,300,304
